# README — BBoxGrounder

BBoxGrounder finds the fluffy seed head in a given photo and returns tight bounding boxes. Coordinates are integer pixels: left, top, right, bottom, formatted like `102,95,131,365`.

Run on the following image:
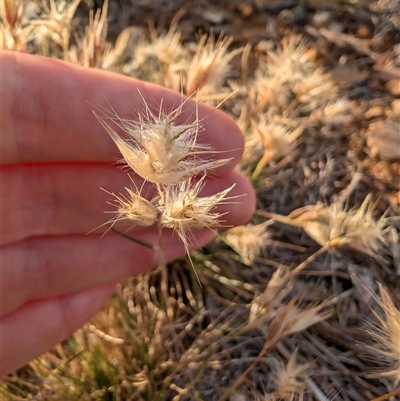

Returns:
249,119,303,179
161,176,235,246
270,349,310,401
254,36,337,111
105,187,158,227
266,299,333,347
310,98,352,125
1,0,23,29
282,195,389,259
94,98,231,185
185,34,240,96
364,284,400,384
253,120,303,162
225,221,271,264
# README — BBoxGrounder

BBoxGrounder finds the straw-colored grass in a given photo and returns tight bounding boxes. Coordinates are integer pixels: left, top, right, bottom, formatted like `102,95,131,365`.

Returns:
2,0,399,400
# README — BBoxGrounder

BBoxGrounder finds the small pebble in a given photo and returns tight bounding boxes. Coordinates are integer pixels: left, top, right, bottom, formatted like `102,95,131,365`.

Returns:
385,79,400,96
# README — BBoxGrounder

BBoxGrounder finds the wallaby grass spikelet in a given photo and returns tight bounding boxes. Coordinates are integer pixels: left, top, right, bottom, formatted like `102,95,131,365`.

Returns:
161,176,236,249
0,0,33,51
185,34,241,96
94,95,231,185
225,221,271,264
263,194,390,261
103,187,158,228
267,348,310,401
250,119,304,179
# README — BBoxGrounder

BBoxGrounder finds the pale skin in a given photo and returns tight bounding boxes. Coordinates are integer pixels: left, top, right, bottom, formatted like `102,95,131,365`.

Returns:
0,51,255,375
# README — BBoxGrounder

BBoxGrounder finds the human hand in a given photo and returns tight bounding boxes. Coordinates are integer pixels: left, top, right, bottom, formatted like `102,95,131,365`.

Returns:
0,51,255,375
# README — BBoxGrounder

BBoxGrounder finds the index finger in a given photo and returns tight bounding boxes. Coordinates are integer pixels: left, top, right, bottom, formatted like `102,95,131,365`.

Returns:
1,51,243,172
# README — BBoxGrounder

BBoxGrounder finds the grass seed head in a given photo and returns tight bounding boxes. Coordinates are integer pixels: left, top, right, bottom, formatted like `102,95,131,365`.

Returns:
265,36,317,80
1,0,23,30
250,120,303,179
285,195,389,259
255,75,292,109
106,187,158,227
266,301,333,344
310,98,352,125
364,284,400,384
68,0,110,68
254,36,336,111
293,69,337,107
270,349,310,401
225,221,271,264
254,120,303,160
161,176,236,245
185,34,240,96
94,98,231,185
125,27,185,83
